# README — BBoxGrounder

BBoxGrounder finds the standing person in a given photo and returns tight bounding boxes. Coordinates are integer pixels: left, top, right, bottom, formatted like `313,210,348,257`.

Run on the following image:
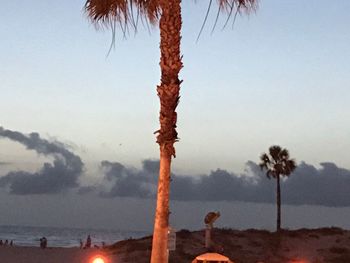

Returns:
43,237,47,248
84,235,91,249
79,239,83,249
40,237,47,249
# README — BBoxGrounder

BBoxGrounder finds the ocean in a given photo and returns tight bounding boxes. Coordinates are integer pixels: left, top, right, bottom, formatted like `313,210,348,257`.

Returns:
0,225,150,248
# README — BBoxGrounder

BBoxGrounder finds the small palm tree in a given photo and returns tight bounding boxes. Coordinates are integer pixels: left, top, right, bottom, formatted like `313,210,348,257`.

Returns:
259,145,296,232
84,1,257,262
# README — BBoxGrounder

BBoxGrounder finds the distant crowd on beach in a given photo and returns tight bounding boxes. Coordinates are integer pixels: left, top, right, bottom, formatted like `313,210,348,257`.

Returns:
79,235,106,249
0,235,107,249
38,234,106,249
0,239,14,246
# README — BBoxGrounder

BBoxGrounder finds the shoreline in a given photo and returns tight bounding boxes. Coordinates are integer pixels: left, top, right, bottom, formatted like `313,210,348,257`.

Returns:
1,227,350,263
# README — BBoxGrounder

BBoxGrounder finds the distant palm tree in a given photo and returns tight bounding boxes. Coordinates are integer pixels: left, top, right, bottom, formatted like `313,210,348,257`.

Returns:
84,1,257,262
259,145,296,232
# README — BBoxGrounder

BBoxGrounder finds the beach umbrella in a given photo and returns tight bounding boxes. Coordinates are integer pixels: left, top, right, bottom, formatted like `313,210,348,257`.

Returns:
192,252,234,263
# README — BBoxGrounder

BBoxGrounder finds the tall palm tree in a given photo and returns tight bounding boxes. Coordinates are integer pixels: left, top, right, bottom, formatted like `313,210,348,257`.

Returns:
259,145,297,232
84,1,257,262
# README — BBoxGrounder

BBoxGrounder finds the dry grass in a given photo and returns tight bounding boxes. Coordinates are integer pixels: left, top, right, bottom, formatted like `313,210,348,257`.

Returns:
329,246,349,254
105,227,350,263
325,247,350,263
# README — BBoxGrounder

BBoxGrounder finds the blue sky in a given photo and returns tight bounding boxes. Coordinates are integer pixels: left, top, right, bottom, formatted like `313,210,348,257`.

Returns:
1,0,350,231
1,0,350,176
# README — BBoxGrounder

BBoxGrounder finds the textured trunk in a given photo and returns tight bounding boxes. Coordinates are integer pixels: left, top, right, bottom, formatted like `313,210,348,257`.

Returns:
276,174,281,232
150,0,182,263
151,155,171,263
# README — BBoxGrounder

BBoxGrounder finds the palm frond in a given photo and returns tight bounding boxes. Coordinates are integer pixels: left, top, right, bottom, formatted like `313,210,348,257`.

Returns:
269,145,282,162
86,0,258,41
136,0,160,25
218,0,257,13
85,0,160,30
210,4,222,34
260,153,270,164
196,0,257,41
260,145,297,179
284,159,297,175
218,0,257,30
266,169,274,179
274,163,283,175
280,148,289,160
197,0,213,42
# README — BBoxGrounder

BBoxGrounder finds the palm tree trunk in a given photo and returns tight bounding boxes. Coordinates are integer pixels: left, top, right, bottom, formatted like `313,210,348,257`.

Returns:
151,1,182,262
276,174,281,232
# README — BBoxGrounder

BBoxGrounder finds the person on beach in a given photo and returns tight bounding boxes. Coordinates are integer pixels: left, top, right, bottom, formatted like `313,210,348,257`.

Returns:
0,240,3,246
10,240,13,246
79,239,83,249
4,240,8,246
40,237,47,249
84,235,91,249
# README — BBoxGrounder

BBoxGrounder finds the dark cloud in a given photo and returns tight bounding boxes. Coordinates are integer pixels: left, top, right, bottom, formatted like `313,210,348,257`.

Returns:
95,159,350,207
98,160,157,198
283,162,350,207
2,126,348,206
0,127,83,195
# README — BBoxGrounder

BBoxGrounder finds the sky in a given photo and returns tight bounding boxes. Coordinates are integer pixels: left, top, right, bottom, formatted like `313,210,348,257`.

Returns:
0,0,350,231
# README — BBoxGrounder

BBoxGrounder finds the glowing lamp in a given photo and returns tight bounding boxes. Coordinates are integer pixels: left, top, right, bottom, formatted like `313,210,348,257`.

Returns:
92,256,107,263
92,258,105,263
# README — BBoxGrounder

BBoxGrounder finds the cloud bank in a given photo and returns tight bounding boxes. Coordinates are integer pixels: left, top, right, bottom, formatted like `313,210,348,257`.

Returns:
98,160,158,198
0,127,83,194
1,127,349,207
92,159,350,207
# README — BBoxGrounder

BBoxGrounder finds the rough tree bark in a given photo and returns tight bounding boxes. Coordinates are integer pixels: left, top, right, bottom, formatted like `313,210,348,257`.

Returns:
150,0,182,262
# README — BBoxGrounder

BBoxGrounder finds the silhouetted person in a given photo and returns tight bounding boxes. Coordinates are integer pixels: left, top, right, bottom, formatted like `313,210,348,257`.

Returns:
4,240,8,246
40,237,47,249
84,235,91,249
0,240,3,246
79,239,83,249
10,240,13,246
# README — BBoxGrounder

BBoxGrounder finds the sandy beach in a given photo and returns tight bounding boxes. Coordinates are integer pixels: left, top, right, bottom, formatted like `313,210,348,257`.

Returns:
0,247,119,263
2,227,350,263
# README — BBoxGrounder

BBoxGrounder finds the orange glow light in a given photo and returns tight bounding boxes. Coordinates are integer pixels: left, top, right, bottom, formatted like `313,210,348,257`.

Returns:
92,257,105,263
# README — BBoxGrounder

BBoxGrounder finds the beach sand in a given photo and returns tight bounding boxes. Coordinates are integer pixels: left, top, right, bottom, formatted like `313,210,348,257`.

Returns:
0,247,119,263
1,228,350,263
